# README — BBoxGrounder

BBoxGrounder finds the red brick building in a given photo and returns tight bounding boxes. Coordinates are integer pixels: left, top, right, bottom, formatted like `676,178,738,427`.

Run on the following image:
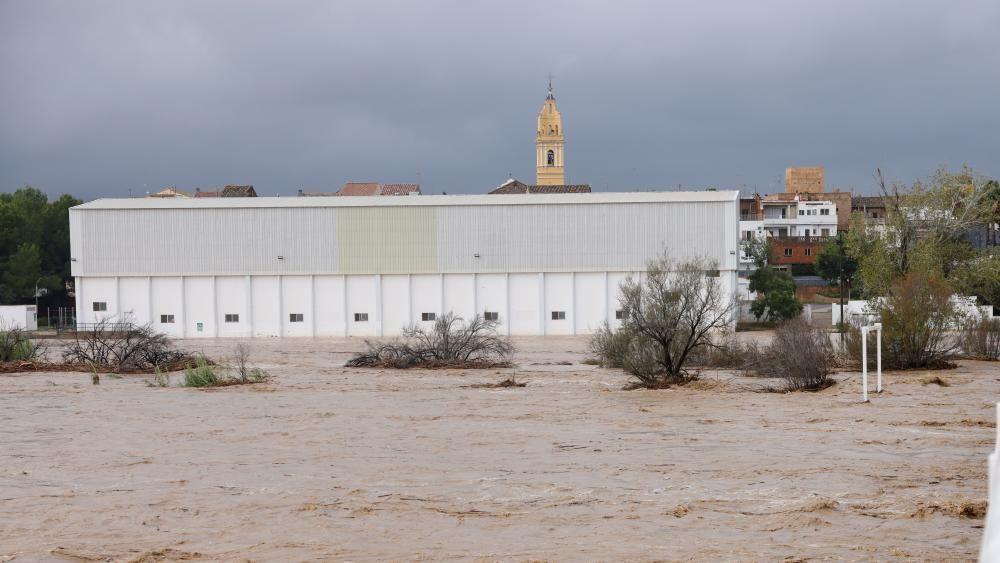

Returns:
768,236,826,267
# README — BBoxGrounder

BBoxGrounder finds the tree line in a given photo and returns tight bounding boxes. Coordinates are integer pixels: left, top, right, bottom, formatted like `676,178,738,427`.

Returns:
0,186,81,305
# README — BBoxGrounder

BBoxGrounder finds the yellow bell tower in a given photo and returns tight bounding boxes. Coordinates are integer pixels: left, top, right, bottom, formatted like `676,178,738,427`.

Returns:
536,78,565,185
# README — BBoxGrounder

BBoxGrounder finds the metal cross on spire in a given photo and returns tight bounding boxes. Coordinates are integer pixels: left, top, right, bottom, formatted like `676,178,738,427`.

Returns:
546,72,555,99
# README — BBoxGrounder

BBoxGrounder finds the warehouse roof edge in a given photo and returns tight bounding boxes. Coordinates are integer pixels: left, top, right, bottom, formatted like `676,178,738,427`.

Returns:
72,190,739,210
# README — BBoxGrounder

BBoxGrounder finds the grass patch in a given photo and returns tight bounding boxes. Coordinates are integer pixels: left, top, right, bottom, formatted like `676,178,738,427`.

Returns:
181,353,271,388
182,357,221,387
0,325,41,362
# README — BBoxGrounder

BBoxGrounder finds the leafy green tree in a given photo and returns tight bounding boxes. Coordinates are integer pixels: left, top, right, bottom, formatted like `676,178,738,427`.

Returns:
816,236,857,288
846,167,996,297
0,186,81,304
0,243,59,303
749,265,803,322
743,236,803,322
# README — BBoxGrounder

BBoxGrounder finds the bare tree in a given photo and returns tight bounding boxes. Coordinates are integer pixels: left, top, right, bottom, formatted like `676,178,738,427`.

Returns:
741,318,835,391
595,253,737,387
62,314,193,372
347,312,513,368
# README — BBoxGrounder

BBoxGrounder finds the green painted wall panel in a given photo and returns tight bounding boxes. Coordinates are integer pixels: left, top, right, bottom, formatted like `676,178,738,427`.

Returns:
336,207,437,273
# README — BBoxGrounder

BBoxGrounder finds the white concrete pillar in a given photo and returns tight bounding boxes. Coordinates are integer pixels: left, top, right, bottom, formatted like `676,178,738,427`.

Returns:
278,275,284,338
407,274,413,326
212,275,218,337
310,275,316,337
114,276,120,321
439,273,445,316
246,275,254,337
538,272,546,336
180,276,187,338
472,273,478,317
505,273,511,336
342,275,349,337
603,271,609,325
74,276,83,327
147,276,153,326
571,271,577,336
375,274,383,337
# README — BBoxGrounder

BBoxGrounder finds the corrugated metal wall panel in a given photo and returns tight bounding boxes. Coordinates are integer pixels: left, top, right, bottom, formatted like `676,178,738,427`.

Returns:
77,208,340,275
73,199,737,275
436,201,735,272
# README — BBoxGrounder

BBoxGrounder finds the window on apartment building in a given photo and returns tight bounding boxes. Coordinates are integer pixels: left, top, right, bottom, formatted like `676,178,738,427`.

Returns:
804,248,812,256
421,312,436,321
803,229,810,236
484,311,499,321
798,210,804,216
872,212,880,219
784,248,793,257
225,314,239,323
92,301,107,312
615,310,625,320
743,231,754,241
551,311,566,320
820,209,830,215
821,228,830,236
160,314,175,324
354,313,368,322
289,313,304,323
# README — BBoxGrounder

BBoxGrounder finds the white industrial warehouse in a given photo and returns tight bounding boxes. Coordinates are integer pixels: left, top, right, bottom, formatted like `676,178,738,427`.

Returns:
69,191,740,337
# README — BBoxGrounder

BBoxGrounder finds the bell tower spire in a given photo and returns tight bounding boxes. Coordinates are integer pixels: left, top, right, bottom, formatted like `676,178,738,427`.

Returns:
536,77,565,185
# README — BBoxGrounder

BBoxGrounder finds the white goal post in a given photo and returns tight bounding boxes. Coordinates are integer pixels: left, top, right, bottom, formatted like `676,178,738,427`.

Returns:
861,322,882,402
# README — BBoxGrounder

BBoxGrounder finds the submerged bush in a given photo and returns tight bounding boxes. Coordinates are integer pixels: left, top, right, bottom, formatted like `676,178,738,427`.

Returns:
588,322,631,368
62,316,195,372
743,317,836,392
183,357,220,387
589,254,737,389
960,312,1000,361
180,346,270,388
347,312,513,368
0,324,40,362
873,272,962,369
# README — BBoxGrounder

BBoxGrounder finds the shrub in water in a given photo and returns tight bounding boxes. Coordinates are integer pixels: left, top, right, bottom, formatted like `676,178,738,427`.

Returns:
0,324,40,362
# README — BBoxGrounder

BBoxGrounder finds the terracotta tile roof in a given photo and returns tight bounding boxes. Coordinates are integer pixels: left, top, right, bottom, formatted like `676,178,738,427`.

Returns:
194,189,220,198
379,183,420,196
338,182,379,196
221,185,257,197
335,182,420,196
489,179,591,194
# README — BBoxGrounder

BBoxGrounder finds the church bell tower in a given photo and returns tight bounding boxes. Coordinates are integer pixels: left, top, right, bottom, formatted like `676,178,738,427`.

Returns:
536,79,565,185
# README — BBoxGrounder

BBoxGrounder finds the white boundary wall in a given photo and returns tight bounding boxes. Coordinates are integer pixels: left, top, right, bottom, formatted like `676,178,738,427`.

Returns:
0,305,38,330
74,271,738,337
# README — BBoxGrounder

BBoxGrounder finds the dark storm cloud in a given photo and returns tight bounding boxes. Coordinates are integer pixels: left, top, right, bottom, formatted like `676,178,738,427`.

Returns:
1,0,998,200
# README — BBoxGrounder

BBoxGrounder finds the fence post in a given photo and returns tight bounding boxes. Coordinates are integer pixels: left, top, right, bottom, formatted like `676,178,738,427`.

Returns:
862,326,869,402
875,323,883,393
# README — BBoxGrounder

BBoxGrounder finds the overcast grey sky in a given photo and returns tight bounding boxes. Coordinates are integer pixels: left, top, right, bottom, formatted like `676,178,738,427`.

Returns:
1,1,998,200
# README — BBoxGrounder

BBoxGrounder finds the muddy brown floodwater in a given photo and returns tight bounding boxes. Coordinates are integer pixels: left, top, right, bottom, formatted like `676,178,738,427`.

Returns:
1,336,997,561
